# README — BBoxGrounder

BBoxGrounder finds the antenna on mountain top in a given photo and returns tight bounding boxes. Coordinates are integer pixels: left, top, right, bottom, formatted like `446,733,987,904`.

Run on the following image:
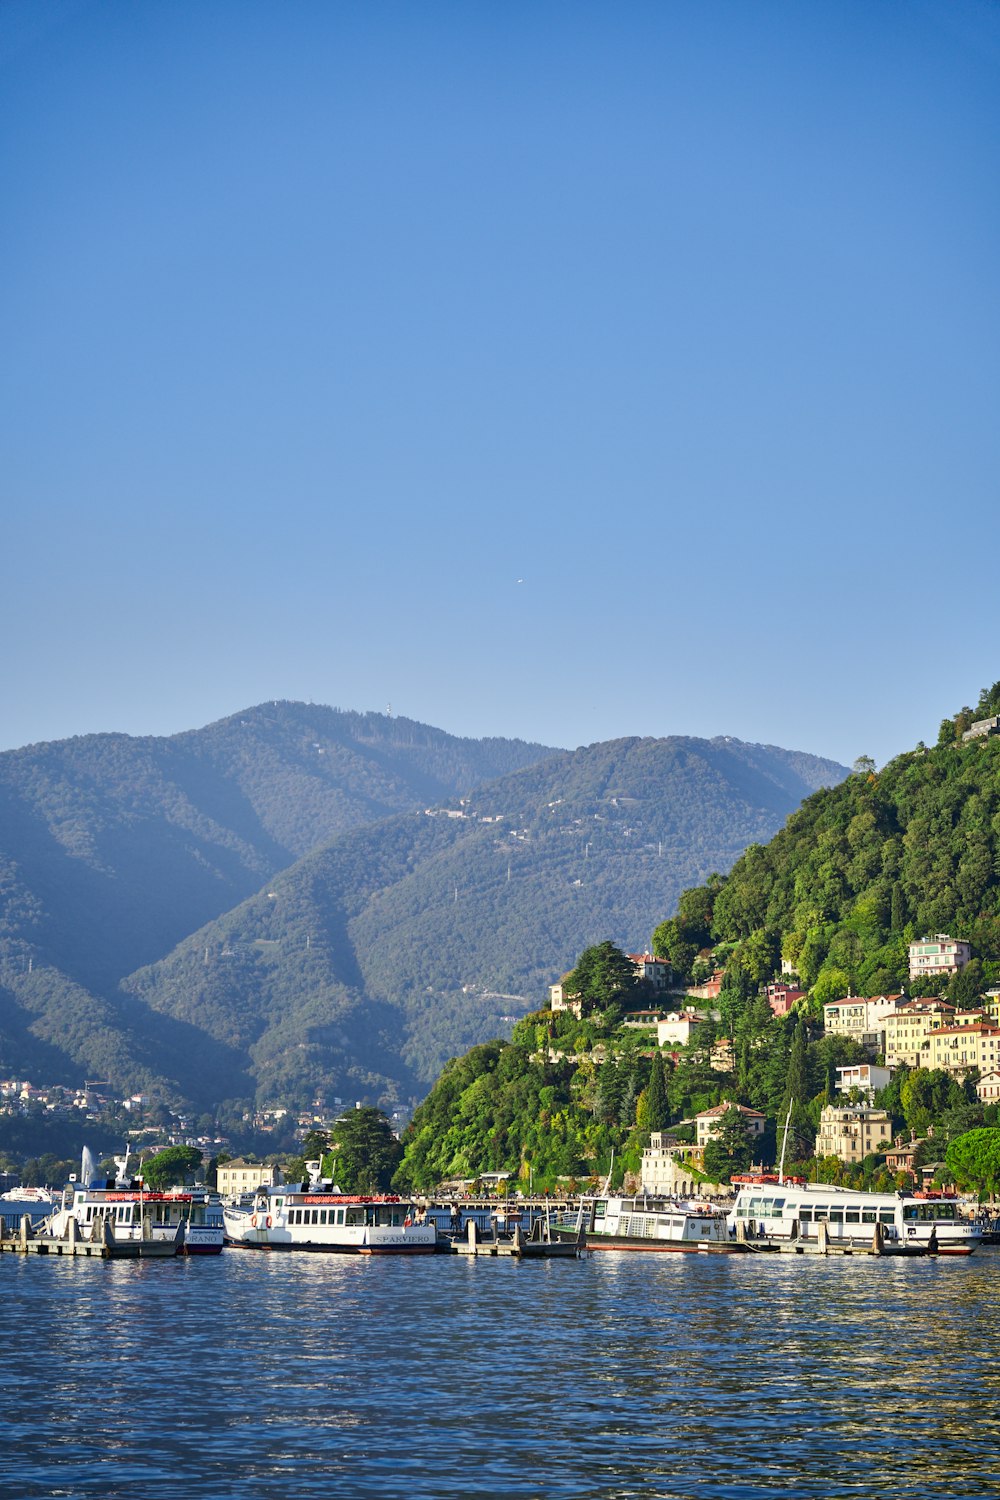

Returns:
387,702,392,718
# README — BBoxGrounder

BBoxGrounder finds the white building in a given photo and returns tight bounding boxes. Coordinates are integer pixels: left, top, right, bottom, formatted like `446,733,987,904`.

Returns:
695,1100,766,1147
640,1132,726,1197
657,1011,704,1047
908,935,972,982
548,975,582,1016
627,953,672,991
977,1070,1000,1104
836,1063,892,1096
823,994,905,1050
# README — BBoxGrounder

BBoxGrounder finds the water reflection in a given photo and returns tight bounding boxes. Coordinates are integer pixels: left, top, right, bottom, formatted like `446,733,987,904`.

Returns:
2,1250,999,1497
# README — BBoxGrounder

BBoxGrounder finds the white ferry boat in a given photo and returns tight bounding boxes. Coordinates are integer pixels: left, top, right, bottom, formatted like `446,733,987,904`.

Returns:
727,1176,981,1255
46,1184,224,1255
223,1186,438,1254
557,1195,748,1254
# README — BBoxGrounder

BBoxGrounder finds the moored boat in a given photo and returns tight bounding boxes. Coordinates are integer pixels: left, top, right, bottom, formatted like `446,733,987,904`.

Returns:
727,1178,982,1255
555,1195,749,1253
223,1186,438,1254
45,1183,224,1255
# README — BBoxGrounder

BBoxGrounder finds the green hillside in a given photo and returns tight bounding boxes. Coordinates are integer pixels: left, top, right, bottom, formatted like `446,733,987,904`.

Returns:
396,691,1000,1196
659,684,1000,1002
121,735,846,1109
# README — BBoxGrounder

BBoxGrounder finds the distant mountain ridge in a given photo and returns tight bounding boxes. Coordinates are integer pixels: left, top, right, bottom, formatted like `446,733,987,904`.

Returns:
0,701,558,994
0,704,847,1111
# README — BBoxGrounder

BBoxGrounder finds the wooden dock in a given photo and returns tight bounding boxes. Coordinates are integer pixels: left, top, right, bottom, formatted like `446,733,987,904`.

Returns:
446,1218,584,1258
0,1213,181,1259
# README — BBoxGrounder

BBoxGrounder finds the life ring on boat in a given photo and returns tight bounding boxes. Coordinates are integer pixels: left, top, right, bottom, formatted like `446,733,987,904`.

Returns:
251,1213,258,1228
265,1215,272,1229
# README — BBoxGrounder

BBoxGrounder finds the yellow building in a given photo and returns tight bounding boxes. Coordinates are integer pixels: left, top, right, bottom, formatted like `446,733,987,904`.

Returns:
548,975,582,1017
216,1159,281,1197
883,999,956,1068
925,1021,1000,1078
814,1104,893,1164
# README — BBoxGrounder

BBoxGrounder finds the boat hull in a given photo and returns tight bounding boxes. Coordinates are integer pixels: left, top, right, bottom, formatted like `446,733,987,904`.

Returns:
224,1237,436,1254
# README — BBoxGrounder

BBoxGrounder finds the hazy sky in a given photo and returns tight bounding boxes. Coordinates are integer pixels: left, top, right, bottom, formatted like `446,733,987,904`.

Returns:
3,1,998,766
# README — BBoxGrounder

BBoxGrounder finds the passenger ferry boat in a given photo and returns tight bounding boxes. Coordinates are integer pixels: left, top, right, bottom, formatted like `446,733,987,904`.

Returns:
727,1176,981,1255
556,1195,748,1254
46,1183,224,1255
223,1186,438,1254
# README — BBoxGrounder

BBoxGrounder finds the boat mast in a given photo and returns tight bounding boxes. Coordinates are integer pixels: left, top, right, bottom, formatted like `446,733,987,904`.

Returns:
778,1100,793,1186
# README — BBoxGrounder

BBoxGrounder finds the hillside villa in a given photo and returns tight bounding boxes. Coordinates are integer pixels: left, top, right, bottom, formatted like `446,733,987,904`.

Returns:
764,983,807,1017
823,994,906,1052
657,1010,705,1047
836,1063,892,1097
814,1103,893,1165
908,934,972,981
695,1099,766,1147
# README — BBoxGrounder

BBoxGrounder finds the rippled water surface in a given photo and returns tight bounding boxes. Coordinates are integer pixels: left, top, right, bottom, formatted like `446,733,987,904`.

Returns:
3,1248,1000,1498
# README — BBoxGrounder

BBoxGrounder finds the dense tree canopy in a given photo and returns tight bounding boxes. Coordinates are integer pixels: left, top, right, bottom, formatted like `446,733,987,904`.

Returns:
661,704,1000,1011
329,1107,402,1193
701,1107,754,1184
563,941,639,1020
141,1145,203,1189
945,1129,1000,1197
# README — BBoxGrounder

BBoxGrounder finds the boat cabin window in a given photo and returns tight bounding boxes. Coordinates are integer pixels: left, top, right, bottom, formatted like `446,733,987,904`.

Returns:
862,1210,877,1224
878,1210,894,1225
903,1203,958,1222
845,1210,861,1224
336,1209,345,1225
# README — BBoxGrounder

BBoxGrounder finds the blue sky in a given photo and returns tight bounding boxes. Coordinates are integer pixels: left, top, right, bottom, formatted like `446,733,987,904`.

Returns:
2,1,998,767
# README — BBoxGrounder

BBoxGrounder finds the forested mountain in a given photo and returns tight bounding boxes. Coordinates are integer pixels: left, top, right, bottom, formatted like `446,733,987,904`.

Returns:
395,688,1000,1196
0,703,556,1094
655,684,1000,1002
115,735,846,1109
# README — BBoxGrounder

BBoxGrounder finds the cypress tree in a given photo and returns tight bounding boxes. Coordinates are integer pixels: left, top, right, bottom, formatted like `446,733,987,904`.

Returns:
646,1050,669,1132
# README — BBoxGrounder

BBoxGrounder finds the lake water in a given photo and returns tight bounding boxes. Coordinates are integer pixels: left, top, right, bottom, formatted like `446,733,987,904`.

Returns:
3,1247,999,1499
